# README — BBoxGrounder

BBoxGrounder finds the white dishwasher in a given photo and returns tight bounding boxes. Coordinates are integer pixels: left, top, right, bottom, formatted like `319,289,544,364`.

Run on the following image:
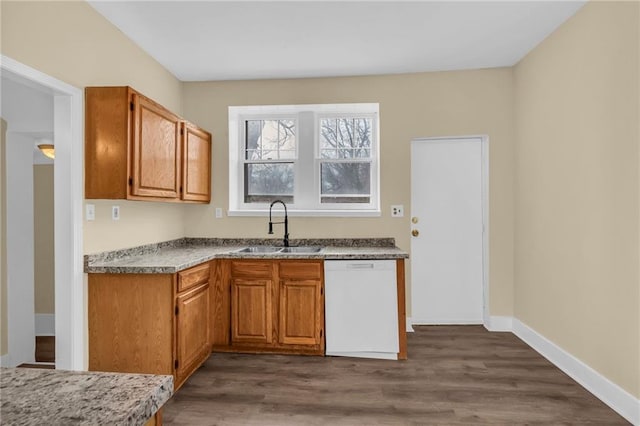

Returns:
324,260,399,360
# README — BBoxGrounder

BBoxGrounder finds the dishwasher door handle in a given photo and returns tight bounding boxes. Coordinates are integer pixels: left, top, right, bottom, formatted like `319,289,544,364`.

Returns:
346,263,375,269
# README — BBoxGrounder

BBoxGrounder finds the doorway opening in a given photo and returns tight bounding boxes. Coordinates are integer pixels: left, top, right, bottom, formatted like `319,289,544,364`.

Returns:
1,55,84,370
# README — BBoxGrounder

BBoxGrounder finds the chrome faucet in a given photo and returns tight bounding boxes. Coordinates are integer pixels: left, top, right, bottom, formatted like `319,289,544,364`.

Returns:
268,200,289,247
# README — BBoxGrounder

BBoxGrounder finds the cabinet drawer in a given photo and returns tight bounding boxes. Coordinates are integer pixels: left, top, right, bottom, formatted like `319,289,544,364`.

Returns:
279,261,322,280
230,261,273,278
178,263,210,293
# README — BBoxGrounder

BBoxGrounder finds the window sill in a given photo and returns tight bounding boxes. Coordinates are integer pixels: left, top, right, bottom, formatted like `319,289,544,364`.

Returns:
227,209,382,218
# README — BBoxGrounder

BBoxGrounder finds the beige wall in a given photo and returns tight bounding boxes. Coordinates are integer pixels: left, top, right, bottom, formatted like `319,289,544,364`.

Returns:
1,0,186,254
1,119,7,356
83,200,186,254
514,1,640,397
183,69,516,317
33,165,54,314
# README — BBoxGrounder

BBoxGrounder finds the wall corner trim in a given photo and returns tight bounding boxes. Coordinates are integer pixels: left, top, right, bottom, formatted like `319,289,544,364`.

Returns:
511,318,639,425
484,315,513,332
406,317,415,332
35,314,55,336
0,353,11,368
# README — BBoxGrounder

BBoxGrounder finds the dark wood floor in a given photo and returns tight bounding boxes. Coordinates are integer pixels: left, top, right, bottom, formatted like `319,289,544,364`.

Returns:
163,326,629,425
16,336,56,369
35,336,55,363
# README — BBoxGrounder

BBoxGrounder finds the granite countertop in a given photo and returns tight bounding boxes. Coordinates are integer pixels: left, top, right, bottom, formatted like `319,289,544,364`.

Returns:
85,237,409,274
0,367,173,426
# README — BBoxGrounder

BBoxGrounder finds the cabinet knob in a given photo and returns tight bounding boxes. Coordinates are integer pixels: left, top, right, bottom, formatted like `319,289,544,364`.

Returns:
411,229,419,237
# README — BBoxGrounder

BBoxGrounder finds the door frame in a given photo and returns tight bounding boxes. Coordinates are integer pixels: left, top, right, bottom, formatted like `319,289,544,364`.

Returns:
1,55,85,370
410,135,490,325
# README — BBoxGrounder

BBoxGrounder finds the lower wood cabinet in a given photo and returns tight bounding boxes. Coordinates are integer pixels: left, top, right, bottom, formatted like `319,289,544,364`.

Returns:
90,257,405,370
279,279,322,346
88,262,212,390
278,262,323,347
175,282,210,386
231,278,273,345
213,259,324,355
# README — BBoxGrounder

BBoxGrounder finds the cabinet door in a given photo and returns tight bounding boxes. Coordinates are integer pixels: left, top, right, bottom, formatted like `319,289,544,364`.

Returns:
131,93,181,199
231,278,273,344
175,283,210,387
279,279,322,346
182,123,211,202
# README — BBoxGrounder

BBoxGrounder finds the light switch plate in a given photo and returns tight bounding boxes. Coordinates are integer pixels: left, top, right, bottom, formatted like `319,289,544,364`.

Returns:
112,205,120,221
391,205,404,217
86,204,95,221
215,207,223,218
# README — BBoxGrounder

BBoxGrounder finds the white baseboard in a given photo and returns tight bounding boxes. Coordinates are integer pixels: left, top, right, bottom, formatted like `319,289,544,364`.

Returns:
406,317,414,332
512,318,639,425
35,313,55,336
484,315,513,332
412,318,483,325
0,353,11,367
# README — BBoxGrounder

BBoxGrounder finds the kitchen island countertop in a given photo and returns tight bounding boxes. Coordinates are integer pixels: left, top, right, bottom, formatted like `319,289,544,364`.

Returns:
85,237,409,274
0,367,172,425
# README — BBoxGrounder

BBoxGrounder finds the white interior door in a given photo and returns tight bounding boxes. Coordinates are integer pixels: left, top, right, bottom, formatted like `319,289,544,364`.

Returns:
411,137,485,324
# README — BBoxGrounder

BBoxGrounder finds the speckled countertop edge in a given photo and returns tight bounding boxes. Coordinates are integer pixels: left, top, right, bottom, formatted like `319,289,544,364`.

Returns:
0,368,173,426
85,238,409,274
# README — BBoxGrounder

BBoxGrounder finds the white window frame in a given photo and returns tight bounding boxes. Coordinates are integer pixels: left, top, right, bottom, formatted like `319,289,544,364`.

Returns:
229,103,380,217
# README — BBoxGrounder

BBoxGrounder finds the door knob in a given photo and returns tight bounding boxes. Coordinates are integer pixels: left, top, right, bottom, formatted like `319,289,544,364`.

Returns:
411,229,419,237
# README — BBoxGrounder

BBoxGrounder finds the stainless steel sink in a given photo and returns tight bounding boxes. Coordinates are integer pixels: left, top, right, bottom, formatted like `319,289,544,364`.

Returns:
236,246,282,253
236,246,323,254
279,246,323,254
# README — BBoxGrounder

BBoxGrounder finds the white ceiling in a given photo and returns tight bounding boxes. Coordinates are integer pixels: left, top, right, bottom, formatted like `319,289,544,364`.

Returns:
88,1,586,82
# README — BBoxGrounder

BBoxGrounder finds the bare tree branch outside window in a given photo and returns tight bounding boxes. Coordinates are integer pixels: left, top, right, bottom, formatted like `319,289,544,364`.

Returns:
244,119,296,203
320,118,372,203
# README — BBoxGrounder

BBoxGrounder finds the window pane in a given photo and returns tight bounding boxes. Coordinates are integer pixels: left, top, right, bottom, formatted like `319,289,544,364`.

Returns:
245,119,296,160
245,163,294,203
320,117,372,159
320,119,337,151
321,162,370,203
354,118,372,157
246,120,262,157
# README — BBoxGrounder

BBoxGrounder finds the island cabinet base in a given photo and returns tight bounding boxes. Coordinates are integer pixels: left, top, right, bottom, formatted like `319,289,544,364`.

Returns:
144,408,163,426
88,262,212,391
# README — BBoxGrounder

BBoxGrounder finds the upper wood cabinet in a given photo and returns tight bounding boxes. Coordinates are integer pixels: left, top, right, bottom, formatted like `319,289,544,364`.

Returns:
131,93,181,199
182,122,212,202
85,86,211,203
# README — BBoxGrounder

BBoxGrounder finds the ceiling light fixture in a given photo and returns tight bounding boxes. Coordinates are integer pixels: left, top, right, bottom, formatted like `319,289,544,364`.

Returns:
38,144,55,159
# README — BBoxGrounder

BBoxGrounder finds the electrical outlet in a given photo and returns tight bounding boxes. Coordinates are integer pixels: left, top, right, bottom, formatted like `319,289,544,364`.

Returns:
215,208,223,218
86,204,95,221
391,205,404,217
112,205,120,221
